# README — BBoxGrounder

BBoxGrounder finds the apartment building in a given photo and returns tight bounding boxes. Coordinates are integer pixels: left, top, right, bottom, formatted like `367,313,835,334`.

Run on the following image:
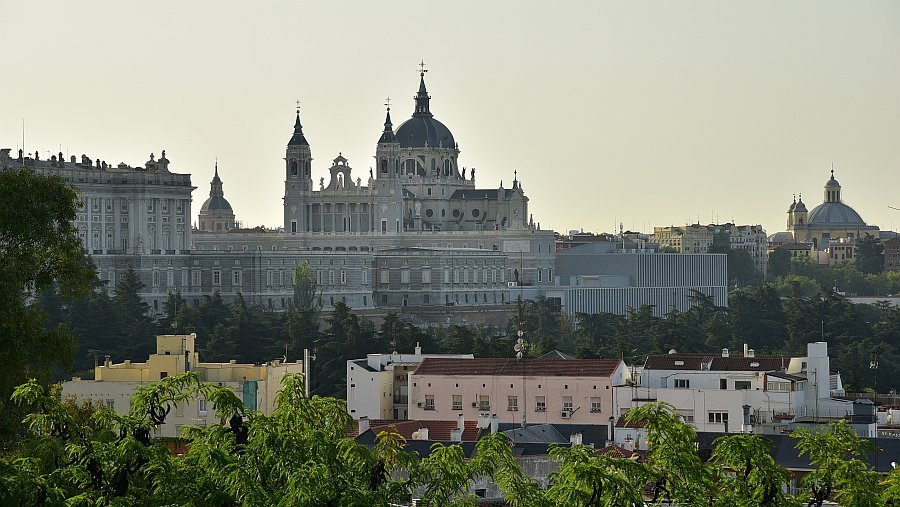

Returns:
408,357,626,426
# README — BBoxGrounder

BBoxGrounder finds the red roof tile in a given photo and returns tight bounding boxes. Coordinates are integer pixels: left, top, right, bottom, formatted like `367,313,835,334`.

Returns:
352,419,482,442
413,358,623,377
597,444,641,459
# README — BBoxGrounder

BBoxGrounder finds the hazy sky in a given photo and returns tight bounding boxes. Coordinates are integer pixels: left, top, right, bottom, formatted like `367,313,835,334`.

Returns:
2,1,899,235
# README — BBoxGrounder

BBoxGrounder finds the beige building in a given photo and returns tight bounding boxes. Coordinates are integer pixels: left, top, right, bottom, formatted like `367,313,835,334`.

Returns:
346,345,474,420
408,357,626,426
62,334,301,437
651,223,767,273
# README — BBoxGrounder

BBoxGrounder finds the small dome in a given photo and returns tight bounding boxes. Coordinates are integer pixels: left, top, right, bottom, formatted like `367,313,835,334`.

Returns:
200,195,232,212
794,198,807,212
768,231,794,244
807,202,866,227
787,199,796,212
825,171,840,188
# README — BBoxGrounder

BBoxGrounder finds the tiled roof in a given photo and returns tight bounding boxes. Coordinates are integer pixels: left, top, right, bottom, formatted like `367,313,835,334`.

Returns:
351,419,482,442
709,356,791,371
597,444,642,459
644,353,792,372
643,354,716,370
615,415,648,429
413,358,622,377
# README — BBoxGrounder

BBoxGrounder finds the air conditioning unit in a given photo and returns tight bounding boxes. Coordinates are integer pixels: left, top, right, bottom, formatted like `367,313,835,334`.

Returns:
417,402,422,407
561,410,572,419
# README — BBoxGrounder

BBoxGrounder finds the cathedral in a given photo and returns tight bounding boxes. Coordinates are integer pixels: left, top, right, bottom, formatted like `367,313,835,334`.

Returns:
786,170,879,250
0,68,555,313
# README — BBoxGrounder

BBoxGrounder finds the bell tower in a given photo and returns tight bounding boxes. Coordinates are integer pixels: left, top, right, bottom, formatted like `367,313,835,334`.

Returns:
284,107,313,234
375,98,400,180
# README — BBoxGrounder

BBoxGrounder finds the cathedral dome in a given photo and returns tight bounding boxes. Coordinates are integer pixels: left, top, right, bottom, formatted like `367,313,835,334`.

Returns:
807,202,865,227
200,194,233,212
395,116,455,149
394,71,456,149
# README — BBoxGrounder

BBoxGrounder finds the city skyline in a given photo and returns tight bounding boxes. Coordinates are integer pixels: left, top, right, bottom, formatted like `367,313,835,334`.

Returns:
2,1,899,236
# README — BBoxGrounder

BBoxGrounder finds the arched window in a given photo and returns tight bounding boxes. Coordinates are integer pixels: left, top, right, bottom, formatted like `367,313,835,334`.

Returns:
290,160,298,176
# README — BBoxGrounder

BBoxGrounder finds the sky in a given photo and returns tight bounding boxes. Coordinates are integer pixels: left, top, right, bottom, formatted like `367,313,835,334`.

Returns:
2,1,899,236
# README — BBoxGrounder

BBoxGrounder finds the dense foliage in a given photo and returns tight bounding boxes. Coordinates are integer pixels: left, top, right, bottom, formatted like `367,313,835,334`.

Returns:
2,378,897,506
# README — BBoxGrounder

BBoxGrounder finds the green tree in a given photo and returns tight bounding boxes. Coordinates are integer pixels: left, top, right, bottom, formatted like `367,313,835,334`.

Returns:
768,248,792,279
794,421,879,507
856,234,884,275
709,434,798,506
285,261,322,355
113,266,155,359
0,169,94,440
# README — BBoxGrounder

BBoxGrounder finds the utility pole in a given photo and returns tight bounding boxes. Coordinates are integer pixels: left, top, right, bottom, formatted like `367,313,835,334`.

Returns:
871,352,879,471
514,329,527,428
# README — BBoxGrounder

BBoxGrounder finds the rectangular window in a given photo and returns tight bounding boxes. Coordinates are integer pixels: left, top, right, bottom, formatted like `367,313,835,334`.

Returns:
341,270,347,285
678,409,695,423
767,381,791,392
734,381,752,390
424,394,435,411
708,411,729,424
443,268,450,284
720,379,727,390
422,268,431,284
329,270,335,285
507,396,518,412
400,269,410,284
266,270,273,287
674,379,690,389
535,396,546,412
478,395,490,411
198,399,207,416
590,397,602,413
212,270,221,286
562,396,573,412
232,270,242,286
166,270,174,287
191,269,201,287
152,270,160,287
380,269,389,284
105,399,115,409
361,268,368,285
452,394,462,411
291,221,297,233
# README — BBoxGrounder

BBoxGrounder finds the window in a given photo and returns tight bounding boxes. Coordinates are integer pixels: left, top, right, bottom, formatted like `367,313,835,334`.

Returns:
291,221,297,233
708,411,729,424
720,379,727,390
507,396,518,412
212,270,221,286
535,396,546,412
380,269,389,284
199,398,207,416
160,372,168,379
341,270,347,285
152,270,160,287
266,270,273,287
361,268,368,285
768,380,791,392
401,269,410,284
590,397,602,413
452,394,462,411
105,399,115,409
562,396,573,412
424,395,435,411
674,379,690,389
478,395,490,411
734,381,751,390
422,268,431,284
232,270,242,286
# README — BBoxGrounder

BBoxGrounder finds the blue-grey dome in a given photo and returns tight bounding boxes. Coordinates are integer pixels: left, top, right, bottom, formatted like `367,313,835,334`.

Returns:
395,116,455,149
200,195,232,212
807,202,865,227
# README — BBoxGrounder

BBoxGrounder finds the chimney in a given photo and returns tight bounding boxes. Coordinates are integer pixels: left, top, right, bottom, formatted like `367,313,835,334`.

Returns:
413,427,429,440
104,355,112,367
722,348,729,358
415,342,422,356
457,413,465,430
747,349,755,358
490,414,499,434
743,343,749,357
450,428,463,442
569,432,583,445
358,416,370,435
70,155,76,164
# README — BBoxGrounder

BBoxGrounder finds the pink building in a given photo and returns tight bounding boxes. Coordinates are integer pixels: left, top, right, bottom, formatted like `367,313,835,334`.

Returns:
408,357,626,426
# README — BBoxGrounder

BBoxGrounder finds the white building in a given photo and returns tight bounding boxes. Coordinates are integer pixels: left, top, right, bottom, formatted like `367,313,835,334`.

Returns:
62,334,301,438
613,342,859,447
346,345,473,420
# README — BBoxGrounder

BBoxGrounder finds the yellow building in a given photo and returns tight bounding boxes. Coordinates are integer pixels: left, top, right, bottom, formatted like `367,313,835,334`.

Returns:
63,334,302,437
787,171,879,251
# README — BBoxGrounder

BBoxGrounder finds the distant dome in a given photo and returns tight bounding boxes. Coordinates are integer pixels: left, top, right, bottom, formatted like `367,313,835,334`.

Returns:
825,174,840,188
793,199,807,212
768,231,794,244
807,202,866,227
200,195,232,212
395,116,455,149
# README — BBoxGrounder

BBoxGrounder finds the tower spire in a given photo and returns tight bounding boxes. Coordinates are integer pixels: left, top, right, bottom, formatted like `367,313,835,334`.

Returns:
414,60,432,117
288,102,309,146
379,96,396,143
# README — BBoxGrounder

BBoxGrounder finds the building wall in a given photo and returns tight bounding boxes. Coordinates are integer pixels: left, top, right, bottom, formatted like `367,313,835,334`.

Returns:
408,363,626,426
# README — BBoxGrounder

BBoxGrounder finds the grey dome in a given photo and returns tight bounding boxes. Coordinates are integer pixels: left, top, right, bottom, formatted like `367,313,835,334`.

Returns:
807,202,865,227
395,116,455,149
825,175,840,188
200,195,233,212
793,199,807,212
